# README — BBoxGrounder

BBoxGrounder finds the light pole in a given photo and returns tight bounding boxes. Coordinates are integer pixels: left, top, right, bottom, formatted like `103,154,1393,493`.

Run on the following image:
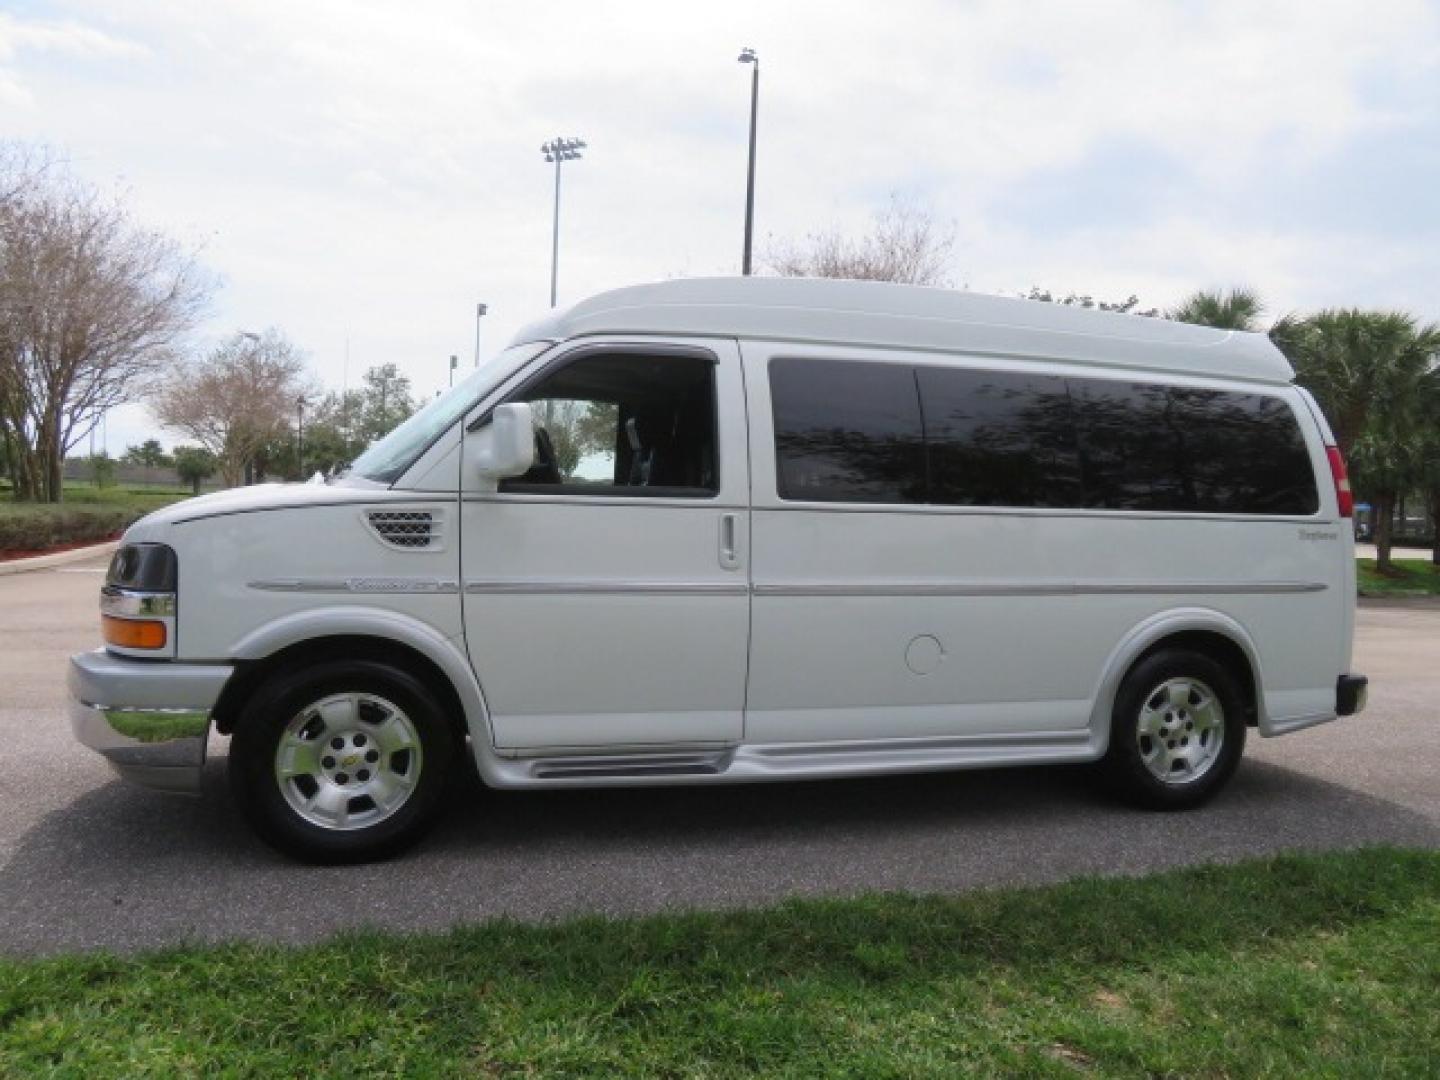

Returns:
738,47,759,276
295,395,306,479
474,302,487,368
541,136,586,306
240,332,261,485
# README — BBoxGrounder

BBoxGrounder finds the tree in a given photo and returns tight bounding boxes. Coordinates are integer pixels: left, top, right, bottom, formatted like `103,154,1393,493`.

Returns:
153,329,309,488
1023,287,1159,317
1414,370,1440,567
764,198,956,286
356,363,416,442
1276,310,1440,571
288,363,419,478
82,450,115,488
0,143,211,502
1168,287,1265,331
173,445,216,495
121,438,171,468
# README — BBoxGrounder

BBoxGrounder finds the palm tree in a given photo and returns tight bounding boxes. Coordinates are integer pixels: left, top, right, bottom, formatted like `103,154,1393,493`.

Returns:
1417,369,1440,567
1168,288,1265,331
1274,310,1440,572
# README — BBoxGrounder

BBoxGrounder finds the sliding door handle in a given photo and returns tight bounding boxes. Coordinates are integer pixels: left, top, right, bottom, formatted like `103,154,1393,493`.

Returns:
718,513,742,570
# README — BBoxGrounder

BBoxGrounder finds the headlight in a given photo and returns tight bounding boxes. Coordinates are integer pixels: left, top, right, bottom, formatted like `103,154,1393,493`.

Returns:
106,543,177,591
101,544,177,656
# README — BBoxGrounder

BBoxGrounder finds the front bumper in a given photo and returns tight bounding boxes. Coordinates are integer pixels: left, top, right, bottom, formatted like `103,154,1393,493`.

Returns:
67,649,233,794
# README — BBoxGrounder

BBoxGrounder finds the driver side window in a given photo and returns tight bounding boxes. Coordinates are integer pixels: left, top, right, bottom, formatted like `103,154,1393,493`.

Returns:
499,349,719,497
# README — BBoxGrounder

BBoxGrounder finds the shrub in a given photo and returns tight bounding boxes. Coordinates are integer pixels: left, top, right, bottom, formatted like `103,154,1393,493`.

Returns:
0,505,134,553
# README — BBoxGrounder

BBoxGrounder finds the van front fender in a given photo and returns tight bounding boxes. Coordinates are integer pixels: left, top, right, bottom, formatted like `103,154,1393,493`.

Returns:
228,606,497,758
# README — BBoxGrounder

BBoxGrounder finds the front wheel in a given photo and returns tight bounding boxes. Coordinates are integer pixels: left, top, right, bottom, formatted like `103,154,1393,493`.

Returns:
229,659,458,863
1101,649,1247,810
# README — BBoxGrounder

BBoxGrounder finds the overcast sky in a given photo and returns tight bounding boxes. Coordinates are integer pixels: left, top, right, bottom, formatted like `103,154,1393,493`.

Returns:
3,0,1439,453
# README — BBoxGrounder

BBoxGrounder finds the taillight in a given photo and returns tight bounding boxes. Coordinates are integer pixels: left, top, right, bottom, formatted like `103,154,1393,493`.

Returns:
1326,446,1353,518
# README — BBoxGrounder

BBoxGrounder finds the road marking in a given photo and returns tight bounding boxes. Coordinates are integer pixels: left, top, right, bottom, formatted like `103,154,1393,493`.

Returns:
56,568,106,573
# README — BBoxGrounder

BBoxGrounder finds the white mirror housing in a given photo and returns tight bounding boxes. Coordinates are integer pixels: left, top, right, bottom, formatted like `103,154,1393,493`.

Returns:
472,402,536,484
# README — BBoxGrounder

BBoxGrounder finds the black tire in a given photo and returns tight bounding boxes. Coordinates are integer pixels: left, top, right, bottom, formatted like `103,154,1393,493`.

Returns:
229,659,458,864
1101,648,1247,810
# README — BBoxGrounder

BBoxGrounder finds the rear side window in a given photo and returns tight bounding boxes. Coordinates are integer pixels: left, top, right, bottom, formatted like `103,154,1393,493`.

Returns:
768,357,1318,515
1072,379,1318,515
770,357,925,503
917,367,1082,507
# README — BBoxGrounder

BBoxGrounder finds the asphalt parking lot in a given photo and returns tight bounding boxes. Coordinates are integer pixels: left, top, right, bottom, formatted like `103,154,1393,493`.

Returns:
2,553,1437,957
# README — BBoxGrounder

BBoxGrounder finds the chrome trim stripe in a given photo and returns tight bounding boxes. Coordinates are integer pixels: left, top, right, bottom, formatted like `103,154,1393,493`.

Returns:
465,579,749,596
752,580,1327,598
463,578,1323,598
753,503,1329,524
249,577,460,594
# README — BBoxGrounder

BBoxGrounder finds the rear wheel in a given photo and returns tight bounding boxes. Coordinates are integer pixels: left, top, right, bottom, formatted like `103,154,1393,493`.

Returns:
1101,649,1246,809
229,659,457,863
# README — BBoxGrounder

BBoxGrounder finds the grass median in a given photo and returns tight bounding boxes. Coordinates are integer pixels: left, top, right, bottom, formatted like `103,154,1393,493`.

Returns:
1358,558,1440,597
2,847,1437,1076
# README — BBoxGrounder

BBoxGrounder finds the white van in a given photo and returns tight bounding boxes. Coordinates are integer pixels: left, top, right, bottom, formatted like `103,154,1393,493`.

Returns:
69,278,1368,862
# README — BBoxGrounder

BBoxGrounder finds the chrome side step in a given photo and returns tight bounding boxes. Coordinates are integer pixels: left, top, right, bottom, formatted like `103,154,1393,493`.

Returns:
487,730,1099,788
527,751,731,780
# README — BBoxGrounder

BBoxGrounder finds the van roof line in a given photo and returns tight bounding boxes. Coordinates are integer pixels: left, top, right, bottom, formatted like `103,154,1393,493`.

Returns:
510,277,1295,385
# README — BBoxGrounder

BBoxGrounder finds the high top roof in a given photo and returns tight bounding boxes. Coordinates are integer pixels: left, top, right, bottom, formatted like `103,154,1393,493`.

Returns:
510,277,1294,384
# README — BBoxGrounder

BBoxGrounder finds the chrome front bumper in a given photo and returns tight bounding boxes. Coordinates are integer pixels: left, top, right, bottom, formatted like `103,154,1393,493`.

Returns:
67,650,233,794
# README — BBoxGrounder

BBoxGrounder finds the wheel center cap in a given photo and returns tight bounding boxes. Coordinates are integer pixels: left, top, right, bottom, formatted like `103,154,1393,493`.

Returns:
341,752,361,768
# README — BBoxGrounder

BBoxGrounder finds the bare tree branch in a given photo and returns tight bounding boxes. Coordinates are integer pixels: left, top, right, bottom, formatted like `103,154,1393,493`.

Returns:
762,198,957,287
152,329,310,488
0,144,213,501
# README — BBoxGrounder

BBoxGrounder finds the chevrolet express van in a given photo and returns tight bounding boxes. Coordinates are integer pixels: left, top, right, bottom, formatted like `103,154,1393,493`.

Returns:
69,278,1368,862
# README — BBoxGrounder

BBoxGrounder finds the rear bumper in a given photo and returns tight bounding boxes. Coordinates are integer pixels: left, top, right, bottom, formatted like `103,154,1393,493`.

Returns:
1337,673,1368,717
67,649,233,794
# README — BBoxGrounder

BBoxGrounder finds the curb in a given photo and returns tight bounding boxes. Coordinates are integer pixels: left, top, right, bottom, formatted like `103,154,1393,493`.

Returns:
0,540,118,577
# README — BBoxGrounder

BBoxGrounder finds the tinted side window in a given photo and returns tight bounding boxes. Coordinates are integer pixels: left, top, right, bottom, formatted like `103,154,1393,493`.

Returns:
1073,379,1318,514
917,367,1082,507
501,351,718,497
770,357,925,503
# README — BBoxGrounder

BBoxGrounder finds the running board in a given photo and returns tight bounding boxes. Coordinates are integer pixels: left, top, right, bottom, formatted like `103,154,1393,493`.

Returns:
528,752,730,780
489,730,1098,788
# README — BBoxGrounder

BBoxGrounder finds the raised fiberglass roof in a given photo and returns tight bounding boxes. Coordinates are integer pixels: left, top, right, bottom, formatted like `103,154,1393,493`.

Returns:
509,277,1295,384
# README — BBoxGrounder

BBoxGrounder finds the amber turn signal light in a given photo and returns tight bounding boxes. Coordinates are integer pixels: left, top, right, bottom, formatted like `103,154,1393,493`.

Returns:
102,615,168,650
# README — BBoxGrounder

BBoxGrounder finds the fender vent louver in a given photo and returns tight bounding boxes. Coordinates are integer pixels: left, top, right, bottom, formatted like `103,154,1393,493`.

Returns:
365,510,443,550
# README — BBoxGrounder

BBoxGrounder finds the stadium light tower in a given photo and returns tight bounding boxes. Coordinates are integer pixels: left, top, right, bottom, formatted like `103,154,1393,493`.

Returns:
541,137,586,307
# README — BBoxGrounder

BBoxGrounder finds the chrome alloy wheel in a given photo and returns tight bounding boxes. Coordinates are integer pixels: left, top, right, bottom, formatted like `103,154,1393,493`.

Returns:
1135,677,1225,785
273,693,423,831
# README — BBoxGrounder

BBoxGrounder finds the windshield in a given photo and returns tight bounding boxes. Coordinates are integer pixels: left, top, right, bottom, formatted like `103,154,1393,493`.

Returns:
347,341,551,484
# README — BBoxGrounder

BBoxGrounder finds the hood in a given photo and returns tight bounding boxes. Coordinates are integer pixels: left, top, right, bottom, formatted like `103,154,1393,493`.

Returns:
125,479,390,538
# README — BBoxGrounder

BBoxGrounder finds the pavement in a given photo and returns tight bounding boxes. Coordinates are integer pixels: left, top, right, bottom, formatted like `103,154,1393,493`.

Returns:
1,553,1437,957
1355,542,1431,561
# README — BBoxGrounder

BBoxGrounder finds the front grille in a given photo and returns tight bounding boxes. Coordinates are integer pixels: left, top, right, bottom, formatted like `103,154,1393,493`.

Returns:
365,510,443,550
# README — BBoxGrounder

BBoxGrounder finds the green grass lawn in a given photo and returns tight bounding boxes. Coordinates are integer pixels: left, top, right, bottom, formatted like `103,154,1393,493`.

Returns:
0,485,189,554
1357,558,1440,596
2,847,1437,1076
